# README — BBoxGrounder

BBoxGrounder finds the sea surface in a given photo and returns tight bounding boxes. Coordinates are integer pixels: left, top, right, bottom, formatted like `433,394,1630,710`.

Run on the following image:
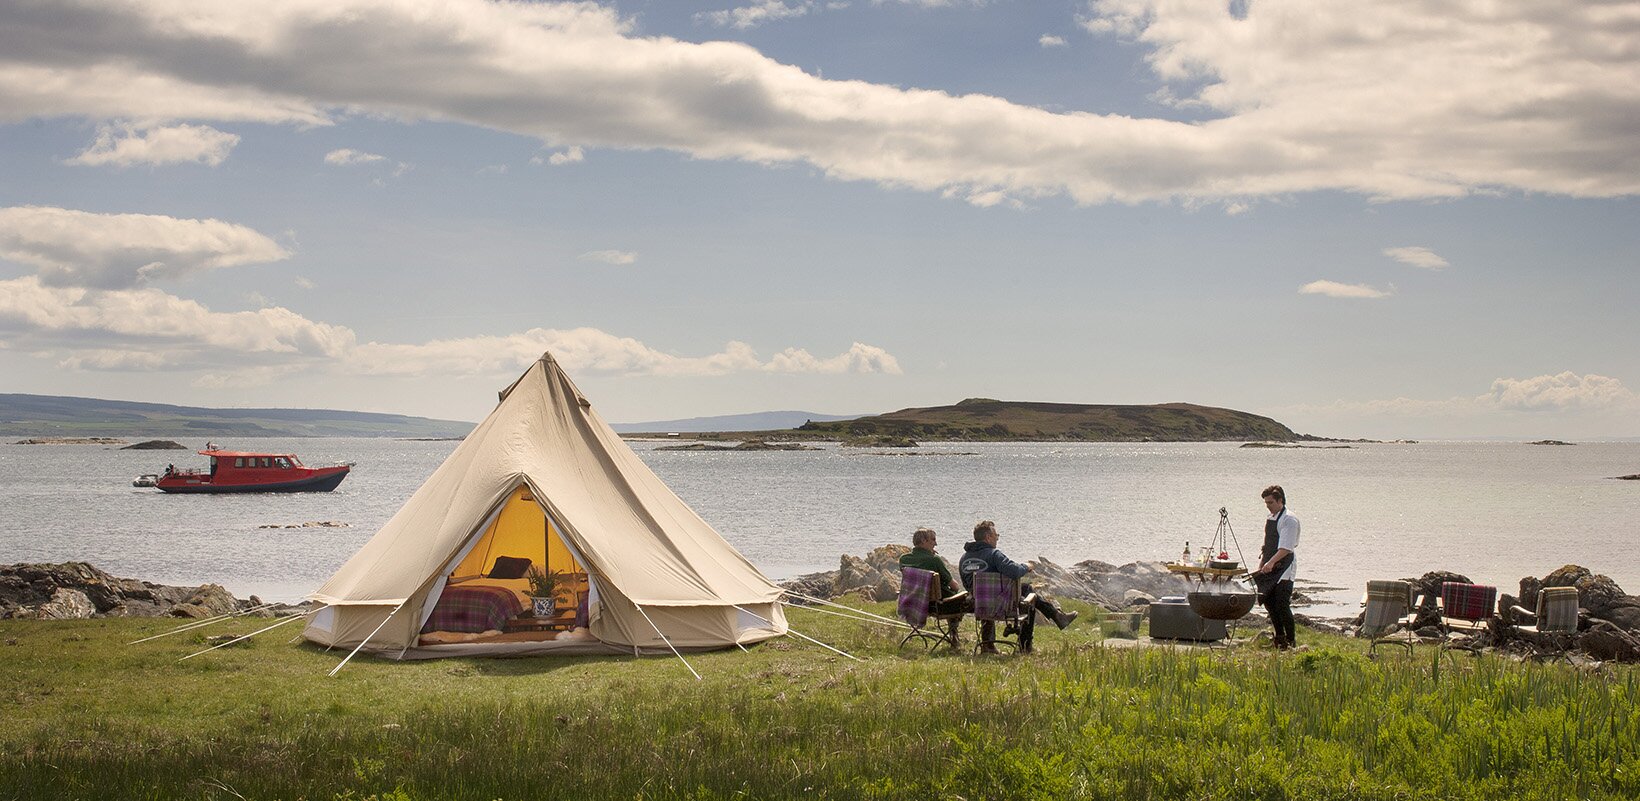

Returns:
2,438,1637,616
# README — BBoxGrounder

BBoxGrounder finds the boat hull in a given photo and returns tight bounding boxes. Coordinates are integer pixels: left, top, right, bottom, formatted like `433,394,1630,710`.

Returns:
156,467,350,494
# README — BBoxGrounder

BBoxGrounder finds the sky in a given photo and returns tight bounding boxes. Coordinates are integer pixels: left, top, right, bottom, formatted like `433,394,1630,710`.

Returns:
0,0,1637,440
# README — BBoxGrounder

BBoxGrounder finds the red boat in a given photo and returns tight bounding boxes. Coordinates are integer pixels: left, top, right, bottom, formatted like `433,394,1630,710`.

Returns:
154,448,351,493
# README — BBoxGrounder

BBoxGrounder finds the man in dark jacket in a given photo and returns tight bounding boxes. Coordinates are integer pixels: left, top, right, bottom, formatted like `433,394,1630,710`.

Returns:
959,520,1078,651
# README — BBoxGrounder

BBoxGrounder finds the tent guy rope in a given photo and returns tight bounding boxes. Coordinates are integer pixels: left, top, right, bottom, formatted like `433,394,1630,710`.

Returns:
129,602,280,644
328,602,405,677
178,606,326,662
634,602,702,681
734,605,864,662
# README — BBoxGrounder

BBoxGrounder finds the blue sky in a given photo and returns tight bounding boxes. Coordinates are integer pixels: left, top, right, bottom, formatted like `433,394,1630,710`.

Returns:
0,0,1636,439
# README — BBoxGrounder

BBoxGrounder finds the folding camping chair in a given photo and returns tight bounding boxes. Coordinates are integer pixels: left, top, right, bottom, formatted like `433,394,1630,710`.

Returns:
896,567,968,651
1509,586,1580,662
1437,581,1498,654
1358,579,1421,657
971,572,1038,655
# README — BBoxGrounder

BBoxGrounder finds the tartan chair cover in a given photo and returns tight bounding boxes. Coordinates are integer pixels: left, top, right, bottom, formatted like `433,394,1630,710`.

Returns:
897,567,938,629
972,572,1019,622
1536,586,1579,632
1362,580,1414,635
1440,582,1497,622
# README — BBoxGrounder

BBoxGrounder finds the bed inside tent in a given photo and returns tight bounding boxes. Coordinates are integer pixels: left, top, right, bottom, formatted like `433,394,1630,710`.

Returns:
416,485,596,647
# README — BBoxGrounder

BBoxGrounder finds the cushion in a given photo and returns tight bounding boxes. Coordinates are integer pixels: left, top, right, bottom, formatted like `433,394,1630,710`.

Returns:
1440,582,1497,622
1363,580,1413,633
1536,586,1579,631
898,567,937,628
486,555,532,579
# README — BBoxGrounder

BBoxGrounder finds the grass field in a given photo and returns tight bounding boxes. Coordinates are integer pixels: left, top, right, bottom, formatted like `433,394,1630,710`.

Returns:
2,603,1636,801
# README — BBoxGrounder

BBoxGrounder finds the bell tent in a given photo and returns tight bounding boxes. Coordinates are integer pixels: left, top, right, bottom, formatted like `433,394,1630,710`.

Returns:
303,353,788,658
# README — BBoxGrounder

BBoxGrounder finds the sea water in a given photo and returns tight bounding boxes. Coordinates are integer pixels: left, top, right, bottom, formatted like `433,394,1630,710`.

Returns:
1,438,1636,615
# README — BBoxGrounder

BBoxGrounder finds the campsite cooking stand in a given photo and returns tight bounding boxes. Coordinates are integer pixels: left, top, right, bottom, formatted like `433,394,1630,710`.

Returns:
1166,564,1256,648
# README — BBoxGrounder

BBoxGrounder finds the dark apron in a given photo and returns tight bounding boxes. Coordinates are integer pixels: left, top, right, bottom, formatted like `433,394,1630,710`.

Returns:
1254,510,1294,595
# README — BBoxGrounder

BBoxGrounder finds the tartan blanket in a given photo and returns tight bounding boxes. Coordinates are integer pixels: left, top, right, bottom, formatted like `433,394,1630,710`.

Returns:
1440,582,1497,622
421,585,524,633
972,572,1018,622
1362,580,1413,633
898,567,937,628
1537,586,1579,631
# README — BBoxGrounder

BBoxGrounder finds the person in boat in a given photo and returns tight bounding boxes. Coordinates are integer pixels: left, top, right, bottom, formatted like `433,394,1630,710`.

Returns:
898,527,969,615
959,520,1078,652
165,464,174,474
1251,484,1300,650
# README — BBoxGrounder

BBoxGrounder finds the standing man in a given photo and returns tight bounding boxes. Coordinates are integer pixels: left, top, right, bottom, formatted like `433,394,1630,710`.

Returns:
1251,485,1300,650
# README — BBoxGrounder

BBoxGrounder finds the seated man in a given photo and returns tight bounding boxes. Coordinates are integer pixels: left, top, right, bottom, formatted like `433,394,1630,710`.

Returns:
959,520,1078,651
898,527,969,615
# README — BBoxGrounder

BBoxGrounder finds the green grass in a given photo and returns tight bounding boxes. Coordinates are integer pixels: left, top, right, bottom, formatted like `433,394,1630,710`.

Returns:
2,603,1636,800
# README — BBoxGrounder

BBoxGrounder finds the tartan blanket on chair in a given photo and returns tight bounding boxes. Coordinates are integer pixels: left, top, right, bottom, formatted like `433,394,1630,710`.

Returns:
1363,580,1413,633
898,567,937,628
1537,586,1579,631
420,585,524,633
971,572,1017,622
1440,582,1497,622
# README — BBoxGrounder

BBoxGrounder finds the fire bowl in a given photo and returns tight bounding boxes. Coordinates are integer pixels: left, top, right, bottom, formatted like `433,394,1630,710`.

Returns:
1187,591,1257,621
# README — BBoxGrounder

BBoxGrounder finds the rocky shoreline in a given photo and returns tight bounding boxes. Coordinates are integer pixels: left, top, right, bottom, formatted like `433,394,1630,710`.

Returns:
0,562,311,620
6,555,1636,661
780,546,1640,661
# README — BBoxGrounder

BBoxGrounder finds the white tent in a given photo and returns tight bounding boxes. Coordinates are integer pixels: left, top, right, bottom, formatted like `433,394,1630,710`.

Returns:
303,353,787,658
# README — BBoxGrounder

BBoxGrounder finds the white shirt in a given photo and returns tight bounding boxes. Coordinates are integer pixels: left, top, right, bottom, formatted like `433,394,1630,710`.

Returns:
1269,510,1300,582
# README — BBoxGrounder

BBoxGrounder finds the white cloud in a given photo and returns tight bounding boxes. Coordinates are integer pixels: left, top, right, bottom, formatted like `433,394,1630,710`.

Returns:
0,276,356,365
477,164,509,175
1280,373,1638,418
3,1,1633,205
1298,280,1393,299
64,123,239,168
324,148,386,166
1383,246,1450,270
1487,372,1637,412
1039,35,1067,48
294,276,315,289
0,276,902,379
697,1,813,29
580,250,637,265
545,146,584,166
0,206,291,289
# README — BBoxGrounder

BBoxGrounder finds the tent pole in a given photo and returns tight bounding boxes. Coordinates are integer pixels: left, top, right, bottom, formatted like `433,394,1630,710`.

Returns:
178,607,325,662
633,602,701,681
734,605,865,663
129,602,281,644
786,602,915,631
327,601,406,677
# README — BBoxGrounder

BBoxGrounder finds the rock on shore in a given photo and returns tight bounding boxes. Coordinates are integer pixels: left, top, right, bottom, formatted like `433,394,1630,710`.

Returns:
0,562,308,620
778,545,1202,610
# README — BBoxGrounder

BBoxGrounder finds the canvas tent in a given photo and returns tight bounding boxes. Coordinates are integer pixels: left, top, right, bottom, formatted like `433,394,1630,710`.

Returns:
304,353,787,658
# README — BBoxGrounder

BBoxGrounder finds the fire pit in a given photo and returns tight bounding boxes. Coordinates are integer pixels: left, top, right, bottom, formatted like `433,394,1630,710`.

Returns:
1187,591,1257,621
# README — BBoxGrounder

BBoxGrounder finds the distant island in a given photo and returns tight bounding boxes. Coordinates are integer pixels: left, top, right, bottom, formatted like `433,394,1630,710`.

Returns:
0,393,474,439
793,398,1301,442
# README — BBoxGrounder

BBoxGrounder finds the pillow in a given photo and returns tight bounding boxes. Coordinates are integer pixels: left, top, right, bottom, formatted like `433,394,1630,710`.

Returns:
487,555,532,579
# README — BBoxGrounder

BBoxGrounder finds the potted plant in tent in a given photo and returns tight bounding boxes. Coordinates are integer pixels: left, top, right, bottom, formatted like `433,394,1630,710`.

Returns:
526,567,574,618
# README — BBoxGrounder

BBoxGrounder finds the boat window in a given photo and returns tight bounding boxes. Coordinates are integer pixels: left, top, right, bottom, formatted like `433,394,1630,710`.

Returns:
290,455,304,467
275,457,291,469
234,458,245,468
259,457,271,468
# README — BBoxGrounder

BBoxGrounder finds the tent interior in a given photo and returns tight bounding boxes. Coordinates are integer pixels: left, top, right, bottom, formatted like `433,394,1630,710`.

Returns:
417,485,596,646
